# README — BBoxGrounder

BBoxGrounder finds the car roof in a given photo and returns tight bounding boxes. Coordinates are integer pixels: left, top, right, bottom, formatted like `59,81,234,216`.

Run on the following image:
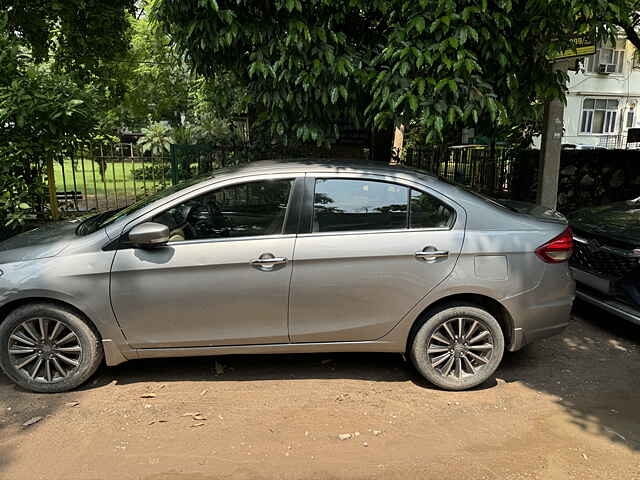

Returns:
206,158,433,177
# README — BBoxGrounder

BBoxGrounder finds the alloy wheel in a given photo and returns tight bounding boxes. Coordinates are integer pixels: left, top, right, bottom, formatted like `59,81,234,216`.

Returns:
427,317,495,380
8,318,83,383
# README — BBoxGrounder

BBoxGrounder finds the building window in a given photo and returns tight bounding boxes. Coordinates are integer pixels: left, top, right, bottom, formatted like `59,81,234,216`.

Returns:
585,43,625,73
627,109,635,129
580,98,619,134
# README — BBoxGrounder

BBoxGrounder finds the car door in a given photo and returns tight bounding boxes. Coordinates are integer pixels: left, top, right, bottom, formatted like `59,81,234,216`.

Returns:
109,175,302,349
289,174,465,343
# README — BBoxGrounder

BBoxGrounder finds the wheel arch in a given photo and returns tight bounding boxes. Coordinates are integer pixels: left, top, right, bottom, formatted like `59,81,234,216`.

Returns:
405,293,514,355
0,297,102,338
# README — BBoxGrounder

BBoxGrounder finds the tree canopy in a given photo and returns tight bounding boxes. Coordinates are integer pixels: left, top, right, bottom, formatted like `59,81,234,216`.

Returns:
152,0,623,145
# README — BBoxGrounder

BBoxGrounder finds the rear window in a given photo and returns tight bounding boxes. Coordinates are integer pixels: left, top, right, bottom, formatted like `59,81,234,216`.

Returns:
312,178,455,233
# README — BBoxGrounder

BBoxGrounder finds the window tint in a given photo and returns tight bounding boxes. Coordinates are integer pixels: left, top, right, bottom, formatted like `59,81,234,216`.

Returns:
313,179,408,232
410,189,455,229
153,179,293,242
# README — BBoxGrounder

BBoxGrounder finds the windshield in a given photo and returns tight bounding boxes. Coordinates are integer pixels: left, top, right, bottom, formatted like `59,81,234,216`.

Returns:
76,177,206,236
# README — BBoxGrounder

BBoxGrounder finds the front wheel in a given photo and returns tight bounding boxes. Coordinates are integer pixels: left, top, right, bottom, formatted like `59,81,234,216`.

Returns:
410,304,505,391
0,303,103,393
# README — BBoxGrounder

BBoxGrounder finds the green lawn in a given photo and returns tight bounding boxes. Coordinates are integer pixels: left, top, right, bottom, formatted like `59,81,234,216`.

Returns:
52,158,170,210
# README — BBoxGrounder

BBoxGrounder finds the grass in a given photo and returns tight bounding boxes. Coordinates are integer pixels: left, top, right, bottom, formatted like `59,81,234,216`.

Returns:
52,158,171,210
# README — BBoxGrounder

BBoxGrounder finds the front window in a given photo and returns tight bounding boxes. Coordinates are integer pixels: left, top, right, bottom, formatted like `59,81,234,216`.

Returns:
152,178,293,242
580,98,619,134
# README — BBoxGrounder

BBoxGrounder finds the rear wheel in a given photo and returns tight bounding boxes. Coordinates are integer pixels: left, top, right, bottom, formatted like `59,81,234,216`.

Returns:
0,303,103,393
410,304,505,390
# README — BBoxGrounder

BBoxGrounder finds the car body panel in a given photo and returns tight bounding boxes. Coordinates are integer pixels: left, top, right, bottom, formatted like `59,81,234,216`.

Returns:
571,199,640,246
0,219,80,262
289,228,465,342
569,198,640,324
110,235,295,348
0,160,575,368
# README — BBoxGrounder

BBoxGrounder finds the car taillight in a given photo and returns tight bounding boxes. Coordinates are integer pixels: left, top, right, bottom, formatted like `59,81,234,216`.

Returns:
535,227,574,263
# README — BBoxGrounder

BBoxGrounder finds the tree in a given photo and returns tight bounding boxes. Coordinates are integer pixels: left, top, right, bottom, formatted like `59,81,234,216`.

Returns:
152,0,615,148
137,122,174,155
3,0,136,98
0,12,110,225
0,2,133,226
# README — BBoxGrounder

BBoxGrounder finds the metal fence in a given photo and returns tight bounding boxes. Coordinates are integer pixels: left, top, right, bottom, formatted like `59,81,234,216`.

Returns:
50,142,170,215
402,145,517,198
49,141,335,216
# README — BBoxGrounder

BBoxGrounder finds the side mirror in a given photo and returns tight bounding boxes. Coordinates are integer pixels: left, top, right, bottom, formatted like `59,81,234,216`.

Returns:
128,222,170,248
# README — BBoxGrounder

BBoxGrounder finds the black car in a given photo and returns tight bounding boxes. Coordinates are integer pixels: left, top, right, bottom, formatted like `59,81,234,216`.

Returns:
569,197,640,325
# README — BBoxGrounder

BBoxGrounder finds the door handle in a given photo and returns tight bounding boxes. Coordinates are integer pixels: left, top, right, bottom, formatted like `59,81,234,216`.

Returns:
415,250,449,261
250,257,288,266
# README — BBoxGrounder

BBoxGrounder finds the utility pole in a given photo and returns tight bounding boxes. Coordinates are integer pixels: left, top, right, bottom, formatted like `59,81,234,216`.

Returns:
537,60,571,210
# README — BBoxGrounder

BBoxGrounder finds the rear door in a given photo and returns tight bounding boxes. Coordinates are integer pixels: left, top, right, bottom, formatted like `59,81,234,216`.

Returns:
289,174,465,343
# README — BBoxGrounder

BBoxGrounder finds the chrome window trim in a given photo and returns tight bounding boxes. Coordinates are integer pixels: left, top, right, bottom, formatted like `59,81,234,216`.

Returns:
165,233,297,247
297,227,452,239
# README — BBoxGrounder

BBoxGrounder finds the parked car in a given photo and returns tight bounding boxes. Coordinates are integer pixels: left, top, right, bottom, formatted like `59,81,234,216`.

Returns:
0,161,575,393
569,197,640,325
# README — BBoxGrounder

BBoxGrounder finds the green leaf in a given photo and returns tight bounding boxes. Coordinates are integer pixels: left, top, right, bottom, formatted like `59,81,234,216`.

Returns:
412,16,425,33
408,95,418,112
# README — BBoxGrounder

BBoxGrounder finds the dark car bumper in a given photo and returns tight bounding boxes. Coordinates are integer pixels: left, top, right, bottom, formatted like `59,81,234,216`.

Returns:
572,267,640,326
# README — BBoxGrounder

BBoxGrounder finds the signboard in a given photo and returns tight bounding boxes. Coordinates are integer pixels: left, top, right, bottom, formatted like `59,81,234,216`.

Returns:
549,37,596,61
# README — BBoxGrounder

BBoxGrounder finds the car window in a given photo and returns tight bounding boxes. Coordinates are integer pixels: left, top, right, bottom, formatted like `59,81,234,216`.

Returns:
313,179,408,233
152,179,293,242
410,189,455,229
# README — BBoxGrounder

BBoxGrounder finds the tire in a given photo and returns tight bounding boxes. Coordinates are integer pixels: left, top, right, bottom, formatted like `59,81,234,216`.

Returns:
0,303,103,393
410,304,505,391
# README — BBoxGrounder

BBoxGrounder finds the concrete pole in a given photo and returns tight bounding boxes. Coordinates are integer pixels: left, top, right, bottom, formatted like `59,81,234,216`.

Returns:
537,61,570,210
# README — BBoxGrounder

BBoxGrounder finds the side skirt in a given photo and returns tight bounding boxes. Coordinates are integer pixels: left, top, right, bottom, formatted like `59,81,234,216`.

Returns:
132,340,402,360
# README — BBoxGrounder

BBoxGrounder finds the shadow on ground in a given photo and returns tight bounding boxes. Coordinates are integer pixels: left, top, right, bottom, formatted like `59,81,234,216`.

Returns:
500,300,640,452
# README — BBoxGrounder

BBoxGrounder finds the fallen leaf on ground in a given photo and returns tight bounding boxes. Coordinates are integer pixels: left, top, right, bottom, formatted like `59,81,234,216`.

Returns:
149,420,168,425
65,402,80,407
338,433,352,440
191,423,205,428
182,412,201,417
140,393,157,398
200,389,208,396
22,416,43,427
193,415,207,421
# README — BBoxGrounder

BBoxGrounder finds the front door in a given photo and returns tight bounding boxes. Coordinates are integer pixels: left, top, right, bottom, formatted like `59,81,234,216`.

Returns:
110,177,298,348
289,176,465,343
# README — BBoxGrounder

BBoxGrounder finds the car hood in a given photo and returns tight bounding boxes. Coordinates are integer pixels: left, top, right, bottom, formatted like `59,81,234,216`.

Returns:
570,200,640,246
0,220,80,263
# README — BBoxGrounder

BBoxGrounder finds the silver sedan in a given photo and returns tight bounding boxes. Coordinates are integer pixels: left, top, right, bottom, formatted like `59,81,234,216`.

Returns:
0,161,575,392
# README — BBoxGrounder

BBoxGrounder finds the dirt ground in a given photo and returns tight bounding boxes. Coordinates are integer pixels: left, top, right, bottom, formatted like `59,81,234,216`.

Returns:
1,303,639,480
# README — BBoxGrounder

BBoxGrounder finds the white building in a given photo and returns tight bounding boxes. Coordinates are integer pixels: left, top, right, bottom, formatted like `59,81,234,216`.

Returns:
562,37,640,149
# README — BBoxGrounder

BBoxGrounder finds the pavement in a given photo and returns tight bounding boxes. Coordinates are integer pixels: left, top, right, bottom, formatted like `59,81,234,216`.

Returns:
0,302,639,480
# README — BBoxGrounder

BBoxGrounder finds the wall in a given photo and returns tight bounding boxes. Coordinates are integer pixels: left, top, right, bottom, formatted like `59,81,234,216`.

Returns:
511,149,640,213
